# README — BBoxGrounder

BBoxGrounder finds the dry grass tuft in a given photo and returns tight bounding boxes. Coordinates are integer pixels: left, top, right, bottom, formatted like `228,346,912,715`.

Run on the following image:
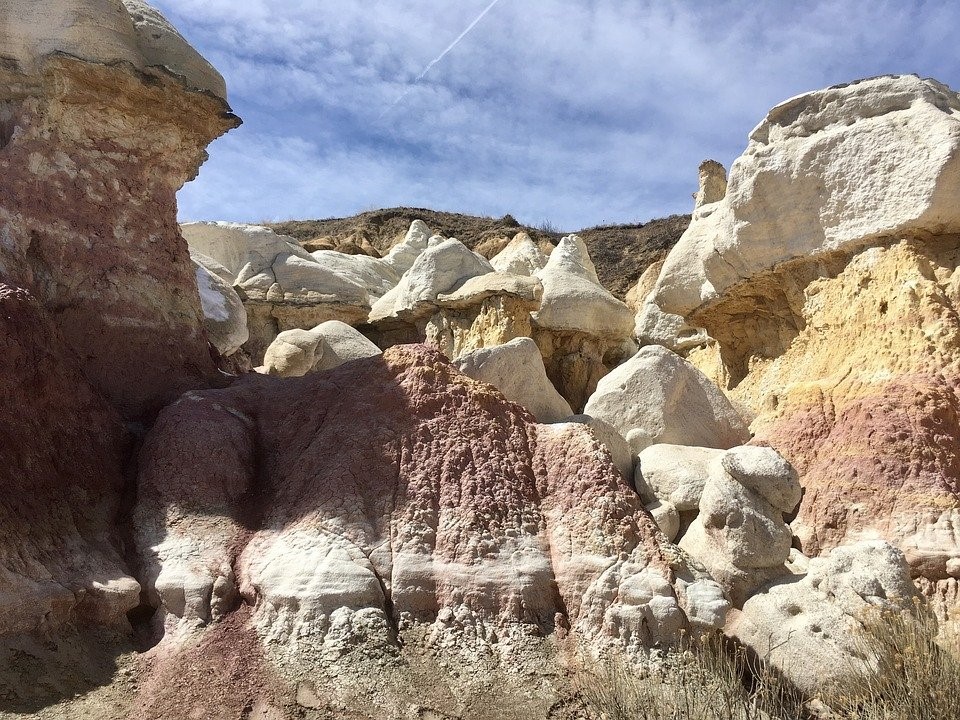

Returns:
827,601,960,719
577,603,960,720
575,634,805,720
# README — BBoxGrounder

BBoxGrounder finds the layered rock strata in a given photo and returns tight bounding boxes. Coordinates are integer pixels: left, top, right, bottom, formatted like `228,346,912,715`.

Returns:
0,1,240,415
647,74,960,616
130,344,728,715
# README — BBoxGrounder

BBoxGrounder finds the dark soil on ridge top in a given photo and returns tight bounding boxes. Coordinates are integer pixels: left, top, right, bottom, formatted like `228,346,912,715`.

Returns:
268,207,691,300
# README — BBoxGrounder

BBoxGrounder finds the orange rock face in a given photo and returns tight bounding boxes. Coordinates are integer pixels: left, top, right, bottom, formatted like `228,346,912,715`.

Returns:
686,238,960,609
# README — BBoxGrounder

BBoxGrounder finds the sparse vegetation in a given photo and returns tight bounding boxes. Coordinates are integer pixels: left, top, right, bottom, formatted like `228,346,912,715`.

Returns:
576,634,805,720
576,603,960,720
828,603,960,720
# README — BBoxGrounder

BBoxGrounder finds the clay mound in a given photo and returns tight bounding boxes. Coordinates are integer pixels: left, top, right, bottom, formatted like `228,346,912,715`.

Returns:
135,345,692,668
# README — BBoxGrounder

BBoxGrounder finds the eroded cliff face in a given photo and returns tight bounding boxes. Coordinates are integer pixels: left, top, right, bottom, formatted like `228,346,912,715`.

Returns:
0,2,239,416
128,344,717,718
649,75,960,615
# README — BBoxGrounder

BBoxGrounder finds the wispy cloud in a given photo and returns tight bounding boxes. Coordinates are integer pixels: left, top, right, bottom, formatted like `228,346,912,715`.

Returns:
378,0,503,121
154,0,960,230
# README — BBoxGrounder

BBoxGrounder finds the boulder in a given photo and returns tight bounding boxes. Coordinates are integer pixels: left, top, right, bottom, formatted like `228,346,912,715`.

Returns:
1,0,225,96
455,338,572,423
193,260,248,357
260,328,321,378
564,414,634,481
583,345,750,454
259,321,381,377
533,234,634,340
312,320,381,373
636,444,725,511
424,273,543,360
490,232,549,276
0,1,239,416
721,445,801,514
678,451,797,605
653,75,960,319
729,540,917,694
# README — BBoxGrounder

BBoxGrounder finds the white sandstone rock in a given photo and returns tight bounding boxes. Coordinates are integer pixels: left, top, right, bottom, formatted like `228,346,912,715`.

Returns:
455,338,572,423
653,75,960,318
121,0,227,96
311,321,381,373
381,220,432,276
490,232,548,276
533,235,634,340
259,321,381,377
182,221,370,319
645,500,680,542
0,0,226,98
564,414,634,481
181,222,312,283
434,272,542,310
310,249,399,300
193,260,248,356
260,329,322,378
636,444,725,511
675,578,729,629
721,445,801,514
635,293,709,353
678,458,794,605
370,238,492,322
730,540,917,694
583,345,750,454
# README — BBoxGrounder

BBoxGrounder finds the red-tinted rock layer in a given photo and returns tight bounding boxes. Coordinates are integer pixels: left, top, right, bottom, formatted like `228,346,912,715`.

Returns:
135,345,687,659
0,54,239,417
0,284,139,636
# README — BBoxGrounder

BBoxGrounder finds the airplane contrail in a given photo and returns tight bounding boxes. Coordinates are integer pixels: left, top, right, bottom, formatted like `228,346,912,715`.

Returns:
378,0,503,121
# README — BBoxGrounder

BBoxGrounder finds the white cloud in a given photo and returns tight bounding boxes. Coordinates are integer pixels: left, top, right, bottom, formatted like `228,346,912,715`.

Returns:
157,0,960,229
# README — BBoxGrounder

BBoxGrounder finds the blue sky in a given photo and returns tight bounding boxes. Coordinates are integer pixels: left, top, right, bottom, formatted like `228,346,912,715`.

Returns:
155,0,960,231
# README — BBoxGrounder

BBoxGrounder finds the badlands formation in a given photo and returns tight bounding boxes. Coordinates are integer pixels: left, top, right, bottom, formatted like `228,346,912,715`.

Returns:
1,3,959,720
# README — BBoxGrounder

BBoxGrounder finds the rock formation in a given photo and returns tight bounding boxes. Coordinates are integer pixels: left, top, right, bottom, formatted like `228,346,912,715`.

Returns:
259,319,381,377
182,222,373,362
6,0,960,709
678,445,800,605
0,0,240,415
454,337,573,423
693,159,727,209
193,258,249,358
490,232,549,276
729,540,916,694
0,285,140,637
583,345,750,454
647,75,960,620
129,344,728,715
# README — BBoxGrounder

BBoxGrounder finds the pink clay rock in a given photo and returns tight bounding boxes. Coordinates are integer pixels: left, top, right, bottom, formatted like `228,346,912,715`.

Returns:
0,0,241,417
0,284,140,636
135,345,698,658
